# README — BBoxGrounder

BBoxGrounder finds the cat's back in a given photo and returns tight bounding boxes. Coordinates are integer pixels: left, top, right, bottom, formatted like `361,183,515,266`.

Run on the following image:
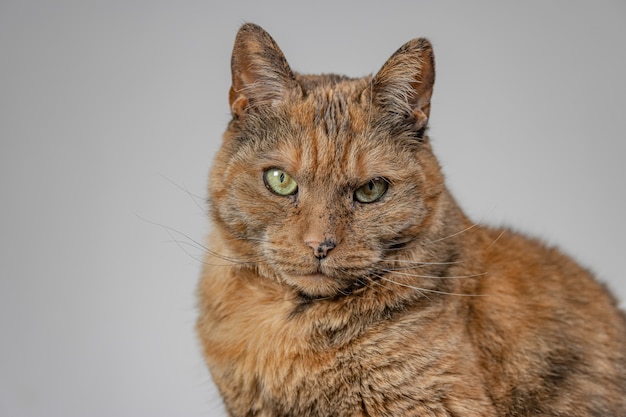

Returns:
467,226,626,415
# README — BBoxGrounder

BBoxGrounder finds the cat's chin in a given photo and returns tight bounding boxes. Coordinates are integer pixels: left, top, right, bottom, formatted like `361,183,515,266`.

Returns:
281,272,349,298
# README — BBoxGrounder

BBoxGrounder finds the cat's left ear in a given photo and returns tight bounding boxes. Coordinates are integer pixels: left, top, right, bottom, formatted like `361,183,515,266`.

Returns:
372,38,435,134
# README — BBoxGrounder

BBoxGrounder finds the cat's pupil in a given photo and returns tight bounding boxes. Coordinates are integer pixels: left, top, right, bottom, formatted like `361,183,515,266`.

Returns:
279,173,285,183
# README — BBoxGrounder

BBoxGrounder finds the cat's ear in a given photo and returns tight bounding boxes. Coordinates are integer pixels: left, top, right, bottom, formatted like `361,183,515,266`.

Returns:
229,23,298,118
372,38,435,135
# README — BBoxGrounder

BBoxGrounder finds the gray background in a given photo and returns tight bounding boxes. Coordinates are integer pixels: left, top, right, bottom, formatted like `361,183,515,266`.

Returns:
1,1,624,416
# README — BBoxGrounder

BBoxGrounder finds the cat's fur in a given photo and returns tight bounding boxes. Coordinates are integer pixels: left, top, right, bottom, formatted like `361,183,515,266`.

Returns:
197,23,626,416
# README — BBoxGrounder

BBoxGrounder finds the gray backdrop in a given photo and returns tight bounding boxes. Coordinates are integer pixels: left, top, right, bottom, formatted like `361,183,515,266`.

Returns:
1,1,624,416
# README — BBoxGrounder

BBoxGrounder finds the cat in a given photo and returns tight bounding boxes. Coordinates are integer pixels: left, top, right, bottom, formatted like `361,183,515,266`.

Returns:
196,23,626,416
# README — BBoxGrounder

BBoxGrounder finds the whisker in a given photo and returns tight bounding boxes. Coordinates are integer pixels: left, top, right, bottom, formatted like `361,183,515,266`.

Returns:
426,222,480,244
164,231,220,266
160,173,209,217
383,222,482,254
384,259,470,267
375,273,485,297
166,235,265,268
382,228,507,272
370,272,432,300
137,213,263,265
379,268,487,280
485,229,507,252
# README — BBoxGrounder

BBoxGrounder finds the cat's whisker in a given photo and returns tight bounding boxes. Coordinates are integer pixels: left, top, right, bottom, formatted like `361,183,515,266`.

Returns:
169,235,265,267
379,268,487,280
484,229,507,252
382,224,480,254
369,271,432,300
382,228,506,269
155,175,269,265
425,222,480,244
374,272,484,297
383,259,470,268
138,213,264,266
160,173,210,218
166,233,257,267
137,212,209,251
204,250,266,266
164,234,206,255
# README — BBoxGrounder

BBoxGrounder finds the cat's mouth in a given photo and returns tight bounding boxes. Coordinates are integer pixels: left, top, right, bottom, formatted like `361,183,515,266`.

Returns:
268,248,383,298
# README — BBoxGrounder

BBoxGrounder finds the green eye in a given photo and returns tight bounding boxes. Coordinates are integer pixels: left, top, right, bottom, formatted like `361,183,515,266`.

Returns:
354,178,388,203
264,168,298,196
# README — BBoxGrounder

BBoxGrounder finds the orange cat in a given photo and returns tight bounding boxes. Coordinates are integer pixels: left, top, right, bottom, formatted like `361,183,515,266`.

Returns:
196,23,626,416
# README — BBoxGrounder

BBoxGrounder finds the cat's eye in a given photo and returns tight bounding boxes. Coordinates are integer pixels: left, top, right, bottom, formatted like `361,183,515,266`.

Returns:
263,168,298,196
354,178,389,203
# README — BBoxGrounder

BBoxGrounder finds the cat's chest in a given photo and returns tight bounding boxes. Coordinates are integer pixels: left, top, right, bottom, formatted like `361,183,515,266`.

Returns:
205,282,493,416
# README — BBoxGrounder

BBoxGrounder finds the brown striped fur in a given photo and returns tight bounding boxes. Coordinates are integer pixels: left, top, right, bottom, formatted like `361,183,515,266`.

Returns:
197,23,626,416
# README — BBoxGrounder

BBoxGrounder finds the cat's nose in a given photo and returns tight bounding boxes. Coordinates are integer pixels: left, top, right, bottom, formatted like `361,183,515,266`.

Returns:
305,239,336,259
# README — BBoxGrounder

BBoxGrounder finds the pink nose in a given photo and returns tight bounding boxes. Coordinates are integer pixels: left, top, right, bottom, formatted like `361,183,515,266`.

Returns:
305,239,336,259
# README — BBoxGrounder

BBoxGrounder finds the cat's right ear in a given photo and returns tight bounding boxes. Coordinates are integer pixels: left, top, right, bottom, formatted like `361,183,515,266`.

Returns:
229,23,298,119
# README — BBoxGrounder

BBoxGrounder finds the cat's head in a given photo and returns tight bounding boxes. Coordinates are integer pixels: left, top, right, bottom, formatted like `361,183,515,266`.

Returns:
209,23,448,298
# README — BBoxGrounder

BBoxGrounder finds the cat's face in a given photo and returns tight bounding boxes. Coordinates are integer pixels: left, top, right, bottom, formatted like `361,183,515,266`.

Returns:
209,24,444,298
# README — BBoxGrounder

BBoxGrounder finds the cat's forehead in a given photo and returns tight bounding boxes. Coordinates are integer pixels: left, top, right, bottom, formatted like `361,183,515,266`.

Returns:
296,73,371,93
262,113,409,184
298,73,372,123
250,74,418,183
265,131,388,182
